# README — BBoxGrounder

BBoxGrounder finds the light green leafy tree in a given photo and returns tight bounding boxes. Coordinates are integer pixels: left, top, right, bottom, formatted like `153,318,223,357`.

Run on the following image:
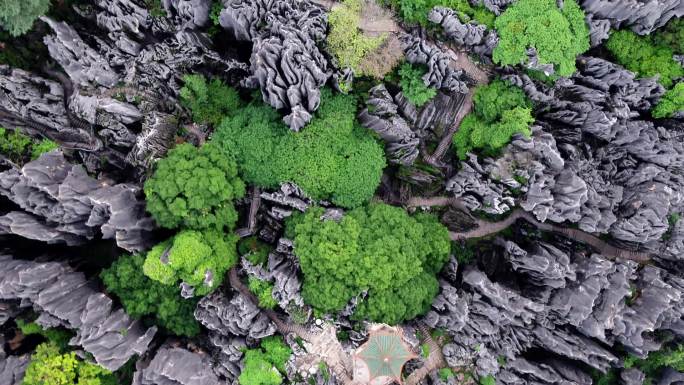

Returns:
214,89,386,208
286,204,451,324
142,229,238,296
100,253,200,336
180,74,242,126
327,0,386,75
144,142,245,231
453,80,534,159
22,342,116,385
492,0,589,77
239,337,292,385
0,0,50,37
248,277,278,309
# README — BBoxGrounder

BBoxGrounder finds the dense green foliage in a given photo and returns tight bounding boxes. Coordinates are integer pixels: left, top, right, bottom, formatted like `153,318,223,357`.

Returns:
100,253,200,336
215,89,386,208
399,63,437,107
605,29,684,88
248,277,278,309
0,127,57,163
327,0,385,75
653,82,684,118
286,203,451,324
390,0,495,28
144,142,245,231
239,236,271,266
180,74,242,126
0,0,50,36
453,80,533,159
143,229,238,296
479,375,496,385
16,320,72,351
239,337,292,385
22,342,116,385
492,0,589,76
652,17,684,55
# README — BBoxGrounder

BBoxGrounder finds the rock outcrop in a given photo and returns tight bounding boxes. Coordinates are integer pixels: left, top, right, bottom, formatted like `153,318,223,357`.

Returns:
0,151,156,252
132,347,221,385
0,255,156,371
581,0,684,35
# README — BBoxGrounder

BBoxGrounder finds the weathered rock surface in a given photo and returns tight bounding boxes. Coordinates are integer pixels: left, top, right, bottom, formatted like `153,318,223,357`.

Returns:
0,255,156,371
132,347,220,385
0,355,29,385
0,151,156,252
195,290,276,339
429,7,499,58
401,34,470,94
581,0,684,35
219,0,330,130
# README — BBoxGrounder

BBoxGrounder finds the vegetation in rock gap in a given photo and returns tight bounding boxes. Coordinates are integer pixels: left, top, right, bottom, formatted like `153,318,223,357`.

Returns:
143,229,238,296
215,89,386,208
144,142,245,231
15,320,72,352
0,127,58,163
399,63,438,107
101,254,200,337
652,17,684,55
388,0,495,29
22,342,117,385
605,29,684,89
180,74,243,126
239,236,271,266
286,204,450,324
0,0,51,37
327,0,386,75
653,82,684,118
452,80,534,159
492,0,590,77
142,0,167,18
593,344,684,385
239,336,292,385
248,276,278,309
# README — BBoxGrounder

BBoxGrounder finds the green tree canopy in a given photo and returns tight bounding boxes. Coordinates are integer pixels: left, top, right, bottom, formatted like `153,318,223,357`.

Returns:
391,0,495,28
248,277,278,309
492,0,590,77
606,29,684,88
653,82,684,118
214,89,386,208
180,74,242,126
239,336,292,385
0,0,50,36
453,80,534,159
142,229,238,296
100,253,200,336
144,142,245,231
286,203,451,324
327,0,386,75
22,342,116,385
399,63,437,107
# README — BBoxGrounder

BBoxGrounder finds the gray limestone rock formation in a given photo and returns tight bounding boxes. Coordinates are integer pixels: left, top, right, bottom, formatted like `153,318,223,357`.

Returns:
195,290,276,339
0,151,156,252
429,7,499,58
581,0,684,35
0,355,29,385
132,347,221,385
357,85,420,165
401,34,470,94
0,255,156,371
219,0,330,130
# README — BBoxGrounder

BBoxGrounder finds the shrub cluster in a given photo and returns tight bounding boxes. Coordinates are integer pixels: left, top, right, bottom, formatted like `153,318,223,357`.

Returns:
239,337,292,385
0,0,50,36
179,74,242,126
399,63,437,107
0,127,58,163
653,82,684,118
390,0,495,28
286,203,451,324
453,80,533,159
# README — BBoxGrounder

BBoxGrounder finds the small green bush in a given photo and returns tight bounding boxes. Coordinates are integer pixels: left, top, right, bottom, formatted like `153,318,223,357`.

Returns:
479,375,496,385
248,277,278,309
327,0,386,75
0,0,50,37
0,128,58,162
392,0,495,28
493,0,590,77
239,236,271,266
180,74,242,126
453,80,534,159
606,29,684,89
399,63,437,107
144,142,245,231
239,336,292,385
22,342,116,385
143,229,238,296
214,89,386,208
31,139,58,159
101,253,200,336
16,320,72,351
653,82,684,118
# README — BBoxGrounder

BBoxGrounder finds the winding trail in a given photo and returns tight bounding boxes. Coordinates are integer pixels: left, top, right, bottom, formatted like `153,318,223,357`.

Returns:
406,197,652,263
